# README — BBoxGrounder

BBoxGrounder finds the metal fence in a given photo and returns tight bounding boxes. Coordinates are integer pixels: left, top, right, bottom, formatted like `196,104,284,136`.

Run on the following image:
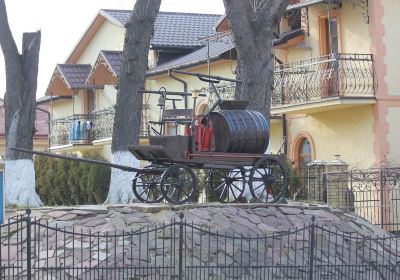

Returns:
1,210,399,279
305,167,400,235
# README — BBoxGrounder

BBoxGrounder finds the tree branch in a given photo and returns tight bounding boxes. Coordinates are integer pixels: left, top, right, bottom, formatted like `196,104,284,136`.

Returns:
0,0,19,64
22,32,41,97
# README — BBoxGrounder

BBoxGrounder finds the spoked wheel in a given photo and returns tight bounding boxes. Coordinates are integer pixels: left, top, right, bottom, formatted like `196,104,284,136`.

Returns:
209,169,246,203
249,156,288,203
132,169,164,203
160,164,197,205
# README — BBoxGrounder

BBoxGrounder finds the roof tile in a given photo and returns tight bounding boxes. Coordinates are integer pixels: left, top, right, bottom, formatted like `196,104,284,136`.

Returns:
146,36,235,76
101,10,221,49
101,51,123,76
57,64,92,89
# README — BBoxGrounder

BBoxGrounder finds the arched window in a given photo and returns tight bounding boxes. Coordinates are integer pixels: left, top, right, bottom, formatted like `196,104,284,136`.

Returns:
298,138,312,175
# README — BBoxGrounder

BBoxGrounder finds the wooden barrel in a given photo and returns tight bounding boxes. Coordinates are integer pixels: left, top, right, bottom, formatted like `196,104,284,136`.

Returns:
210,110,269,153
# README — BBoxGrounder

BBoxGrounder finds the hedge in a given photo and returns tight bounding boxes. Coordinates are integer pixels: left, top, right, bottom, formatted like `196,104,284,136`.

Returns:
34,152,111,205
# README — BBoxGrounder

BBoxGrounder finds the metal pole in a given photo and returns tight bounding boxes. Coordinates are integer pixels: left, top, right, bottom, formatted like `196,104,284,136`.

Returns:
308,216,316,280
380,168,385,229
178,213,184,280
26,209,32,280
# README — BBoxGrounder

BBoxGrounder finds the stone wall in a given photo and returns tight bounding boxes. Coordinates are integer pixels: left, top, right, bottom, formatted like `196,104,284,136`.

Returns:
2,203,398,279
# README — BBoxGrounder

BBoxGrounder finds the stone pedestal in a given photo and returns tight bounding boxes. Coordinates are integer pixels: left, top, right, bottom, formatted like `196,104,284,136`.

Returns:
307,160,326,202
325,156,349,208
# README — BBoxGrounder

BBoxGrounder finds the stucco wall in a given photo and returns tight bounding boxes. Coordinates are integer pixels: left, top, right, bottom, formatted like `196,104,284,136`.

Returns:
51,99,73,119
288,105,375,168
96,86,117,111
269,122,283,155
73,90,87,114
286,3,372,63
381,0,400,96
77,21,125,65
386,107,400,164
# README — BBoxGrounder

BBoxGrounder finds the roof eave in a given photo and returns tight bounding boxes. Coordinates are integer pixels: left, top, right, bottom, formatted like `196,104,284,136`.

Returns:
146,54,226,78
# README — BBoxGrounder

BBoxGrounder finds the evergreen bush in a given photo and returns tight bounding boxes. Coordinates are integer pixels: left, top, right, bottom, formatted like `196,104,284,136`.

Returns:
34,152,111,205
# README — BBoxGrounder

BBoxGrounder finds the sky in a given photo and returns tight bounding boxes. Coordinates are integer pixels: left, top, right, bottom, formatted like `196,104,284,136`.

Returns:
0,0,225,99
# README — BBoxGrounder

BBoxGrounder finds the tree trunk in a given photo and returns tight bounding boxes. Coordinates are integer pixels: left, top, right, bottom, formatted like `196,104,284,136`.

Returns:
223,0,289,123
106,0,162,204
0,0,42,206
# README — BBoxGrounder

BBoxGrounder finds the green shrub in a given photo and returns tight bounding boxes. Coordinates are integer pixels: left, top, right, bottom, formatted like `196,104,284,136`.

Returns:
34,152,111,206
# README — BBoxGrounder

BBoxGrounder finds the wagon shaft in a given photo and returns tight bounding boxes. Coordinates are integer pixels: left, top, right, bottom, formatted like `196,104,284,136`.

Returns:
11,147,162,174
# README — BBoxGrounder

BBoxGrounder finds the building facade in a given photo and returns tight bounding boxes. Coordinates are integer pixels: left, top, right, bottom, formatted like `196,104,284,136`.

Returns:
46,0,399,172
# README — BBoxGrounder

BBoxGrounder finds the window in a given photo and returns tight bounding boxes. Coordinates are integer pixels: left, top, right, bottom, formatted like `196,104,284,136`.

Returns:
86,89,95,113
325,17,338,54
319,11,340,56
298,138,312,176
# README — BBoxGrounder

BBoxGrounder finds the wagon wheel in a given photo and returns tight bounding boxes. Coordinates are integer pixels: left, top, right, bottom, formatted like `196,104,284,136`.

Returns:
249,156,288,203
132,169,164,203
208,169,246,203
160,164,197,205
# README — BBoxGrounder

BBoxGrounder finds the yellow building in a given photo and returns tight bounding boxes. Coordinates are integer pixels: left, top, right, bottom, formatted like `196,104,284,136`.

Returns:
46,1,399,173
46,10,222,159
212,0,399,172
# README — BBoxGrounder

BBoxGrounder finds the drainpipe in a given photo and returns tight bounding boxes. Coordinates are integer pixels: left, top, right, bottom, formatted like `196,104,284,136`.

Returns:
168,70,188,108
273,54,287,155
282,114,288,155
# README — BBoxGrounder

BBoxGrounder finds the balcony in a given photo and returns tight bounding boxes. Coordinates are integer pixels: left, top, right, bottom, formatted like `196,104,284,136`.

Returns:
50,115,93,148
49,107,149,149
272,53,376,114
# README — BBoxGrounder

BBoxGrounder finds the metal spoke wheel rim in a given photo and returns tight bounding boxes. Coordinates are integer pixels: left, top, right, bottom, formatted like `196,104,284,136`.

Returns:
249,156,287,203
209,169,246,203
160,164,197,205
132,171,163,203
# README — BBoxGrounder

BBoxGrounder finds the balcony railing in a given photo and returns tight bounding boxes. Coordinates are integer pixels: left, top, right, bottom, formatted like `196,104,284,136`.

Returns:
49,118,70,147
50,115,93,147
50,107,149,148
272,53,376,107
200,53,376,110
91,107,115,140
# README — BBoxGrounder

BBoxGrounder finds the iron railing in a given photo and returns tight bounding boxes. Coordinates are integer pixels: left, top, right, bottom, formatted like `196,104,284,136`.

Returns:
50,115,93,147
305,167,400,234
1,210,399,279
69,114,94,144
200,53,376,109
49,118,71,147
272,53,376,106
49,107,150,147
91,107,115,140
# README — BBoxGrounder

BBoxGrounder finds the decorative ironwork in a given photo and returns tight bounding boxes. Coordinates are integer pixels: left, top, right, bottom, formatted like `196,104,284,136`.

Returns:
49,115,93,147
1,210,399,279
69,114,93,144
272,53,376,107
306,166,400,234
91,106,149,141
49,118,70,147
91,107,115,140
202,82,236,111
342,0,370,24
285,7,310,36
